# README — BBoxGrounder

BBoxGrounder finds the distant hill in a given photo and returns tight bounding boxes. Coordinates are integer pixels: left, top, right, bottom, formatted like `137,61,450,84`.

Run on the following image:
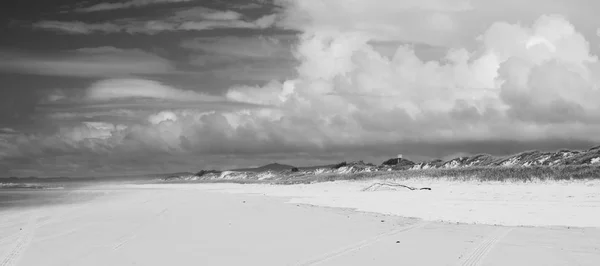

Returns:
0,176,74,183
381,158,415,170
297,164,339,171
230,163,297,172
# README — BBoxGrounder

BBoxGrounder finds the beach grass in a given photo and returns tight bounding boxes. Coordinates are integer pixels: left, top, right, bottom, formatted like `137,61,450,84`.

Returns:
274,165,600,184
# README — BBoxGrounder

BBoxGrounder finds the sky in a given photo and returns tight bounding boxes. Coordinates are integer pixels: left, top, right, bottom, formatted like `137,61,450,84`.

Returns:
1,0,600,177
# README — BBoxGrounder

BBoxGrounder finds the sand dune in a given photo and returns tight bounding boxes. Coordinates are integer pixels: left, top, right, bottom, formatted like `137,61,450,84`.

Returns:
1,181,599,266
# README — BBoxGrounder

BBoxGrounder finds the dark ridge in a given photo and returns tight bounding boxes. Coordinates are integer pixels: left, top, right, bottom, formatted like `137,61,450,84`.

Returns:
195,170,222,177
332,162,347,169
231,163,296,172
381,158,414,166
0,177,74,183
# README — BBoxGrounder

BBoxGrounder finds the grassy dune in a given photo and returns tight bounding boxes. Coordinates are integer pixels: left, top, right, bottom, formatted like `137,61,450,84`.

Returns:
275,165,600,184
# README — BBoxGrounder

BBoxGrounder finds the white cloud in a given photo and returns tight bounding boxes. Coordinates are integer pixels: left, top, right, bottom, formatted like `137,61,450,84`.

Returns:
177,13,278,31
148,111,179,125
48,110,138,121
172,7,243,21
211,12,600,148
63,122,123,141
254,14,278,29
85,79,225,102
275,0,472,46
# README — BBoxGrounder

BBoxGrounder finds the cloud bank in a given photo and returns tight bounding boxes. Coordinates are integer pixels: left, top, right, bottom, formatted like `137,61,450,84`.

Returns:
213,10,600,151
85,79,224,102
76,0,194,12
33,6,278,35
0,47,174,77
4,0,600,176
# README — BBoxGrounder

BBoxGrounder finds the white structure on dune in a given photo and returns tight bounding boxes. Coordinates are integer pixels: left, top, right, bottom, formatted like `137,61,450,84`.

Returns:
397,154,403,159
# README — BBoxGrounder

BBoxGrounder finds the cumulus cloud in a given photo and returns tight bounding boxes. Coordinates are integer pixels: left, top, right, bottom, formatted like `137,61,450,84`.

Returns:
199,11,600,152
0,47,174,77
76,0,193,12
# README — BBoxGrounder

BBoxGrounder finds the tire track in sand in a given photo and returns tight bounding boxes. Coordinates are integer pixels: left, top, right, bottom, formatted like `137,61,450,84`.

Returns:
297,221,429,266
0,214,38,266
111,207,170,251
0,198,90,266
456,227,513,266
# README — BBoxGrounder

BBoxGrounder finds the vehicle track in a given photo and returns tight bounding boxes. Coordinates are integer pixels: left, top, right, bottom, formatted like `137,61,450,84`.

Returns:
0,214,38,266
0,194,90,266
456,227,513,266
0,233,20,246
111,207,170,251
297,221,429,266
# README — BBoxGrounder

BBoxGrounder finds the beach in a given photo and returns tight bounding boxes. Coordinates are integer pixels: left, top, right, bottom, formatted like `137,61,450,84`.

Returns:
1,181,599,266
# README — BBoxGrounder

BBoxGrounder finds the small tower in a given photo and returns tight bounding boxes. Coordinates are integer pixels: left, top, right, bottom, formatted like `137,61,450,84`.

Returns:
396,154,403,164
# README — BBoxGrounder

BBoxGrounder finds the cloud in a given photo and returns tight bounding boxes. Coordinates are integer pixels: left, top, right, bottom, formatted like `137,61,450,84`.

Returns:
236,2,263,9
76,0,193,12
85,78,224,102
33,7,279,34
198,13,599,154
182,35,295,59
182,35,297,81
32,78,266,131
171,6,244,21
47,109,138,122
0,47,174,77
274,0,472,46
31,21,120,34
6,1,600,176
16,16,600,149
0,128,17,134
205,60,297,82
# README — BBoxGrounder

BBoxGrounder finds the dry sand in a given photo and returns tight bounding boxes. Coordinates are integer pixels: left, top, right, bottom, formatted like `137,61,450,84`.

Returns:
1,181,599,266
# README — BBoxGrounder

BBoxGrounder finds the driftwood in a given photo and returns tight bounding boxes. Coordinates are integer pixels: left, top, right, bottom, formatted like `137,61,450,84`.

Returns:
361,182,432,192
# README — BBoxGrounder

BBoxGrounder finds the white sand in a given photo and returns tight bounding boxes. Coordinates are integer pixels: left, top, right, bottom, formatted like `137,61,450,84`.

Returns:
1,181,599,266
180,179,600,228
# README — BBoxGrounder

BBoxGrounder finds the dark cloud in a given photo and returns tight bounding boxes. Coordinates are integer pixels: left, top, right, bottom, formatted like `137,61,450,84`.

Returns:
75,0,195,13
0,87,38,128
182,34,298,81
0,47,175,77
31,6,279,35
